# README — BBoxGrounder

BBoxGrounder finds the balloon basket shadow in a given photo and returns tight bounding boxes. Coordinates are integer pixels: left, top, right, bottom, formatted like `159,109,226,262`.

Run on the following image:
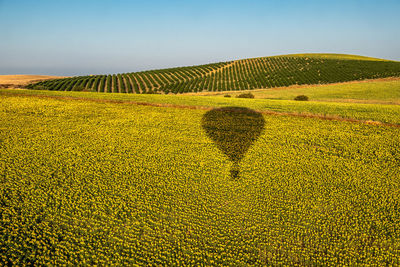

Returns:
230,164,240,180
202,106,265,181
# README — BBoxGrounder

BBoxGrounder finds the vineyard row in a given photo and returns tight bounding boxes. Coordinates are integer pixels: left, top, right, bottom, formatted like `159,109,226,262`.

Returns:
28,57,400,94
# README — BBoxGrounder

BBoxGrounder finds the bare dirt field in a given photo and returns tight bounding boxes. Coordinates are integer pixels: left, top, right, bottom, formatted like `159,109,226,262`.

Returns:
0,75,67,88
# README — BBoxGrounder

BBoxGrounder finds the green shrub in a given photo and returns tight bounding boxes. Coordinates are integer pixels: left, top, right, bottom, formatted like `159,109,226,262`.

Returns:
224,94,231,98
72,85,85,92
294,95,309,101
236,93,255,99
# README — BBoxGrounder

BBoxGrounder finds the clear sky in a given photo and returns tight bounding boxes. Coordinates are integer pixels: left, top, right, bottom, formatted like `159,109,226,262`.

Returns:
1,0,399,76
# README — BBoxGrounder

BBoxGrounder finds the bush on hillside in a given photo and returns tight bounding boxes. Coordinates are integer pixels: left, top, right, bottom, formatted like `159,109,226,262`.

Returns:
224,94,231,98
72,85,85,91
236,93,255,99
294,95,309,101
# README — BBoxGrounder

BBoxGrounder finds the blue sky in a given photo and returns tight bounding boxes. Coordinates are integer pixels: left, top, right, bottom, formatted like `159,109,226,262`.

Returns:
1,0,399,75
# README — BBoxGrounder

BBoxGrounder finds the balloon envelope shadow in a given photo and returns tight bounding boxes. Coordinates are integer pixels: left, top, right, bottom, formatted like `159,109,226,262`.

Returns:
202,107,265,180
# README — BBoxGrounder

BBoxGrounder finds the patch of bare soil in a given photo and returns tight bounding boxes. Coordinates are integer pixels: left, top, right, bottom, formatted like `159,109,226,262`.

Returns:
0,75,68,88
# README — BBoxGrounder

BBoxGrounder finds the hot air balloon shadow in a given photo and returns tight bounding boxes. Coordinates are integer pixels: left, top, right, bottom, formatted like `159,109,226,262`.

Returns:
202,107,265,180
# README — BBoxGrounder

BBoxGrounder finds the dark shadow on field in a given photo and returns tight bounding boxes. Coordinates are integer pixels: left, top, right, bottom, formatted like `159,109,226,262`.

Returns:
202,107,265,180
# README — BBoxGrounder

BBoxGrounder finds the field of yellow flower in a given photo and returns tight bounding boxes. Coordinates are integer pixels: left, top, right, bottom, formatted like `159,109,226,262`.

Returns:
1,92,399,265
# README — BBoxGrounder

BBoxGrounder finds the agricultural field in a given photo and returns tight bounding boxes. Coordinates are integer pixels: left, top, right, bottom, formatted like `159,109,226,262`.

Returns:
1,81,400,265
0,75,66,89
26,54,400,94
3,78,400,124
188,78,400,104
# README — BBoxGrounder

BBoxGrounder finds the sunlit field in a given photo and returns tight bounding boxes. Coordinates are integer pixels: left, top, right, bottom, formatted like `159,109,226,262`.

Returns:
2,0,400,264
1,88,399,265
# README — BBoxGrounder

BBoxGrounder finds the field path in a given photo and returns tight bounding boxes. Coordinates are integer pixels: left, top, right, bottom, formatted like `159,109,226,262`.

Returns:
136,74,148,92
121,75,128,93
117,76,122,93
111,75,115,93
125,75,135,93
130,74,144,93
97,78,103,92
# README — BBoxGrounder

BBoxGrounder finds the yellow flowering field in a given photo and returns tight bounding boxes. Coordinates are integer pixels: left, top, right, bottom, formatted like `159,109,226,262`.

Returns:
1,94,399,265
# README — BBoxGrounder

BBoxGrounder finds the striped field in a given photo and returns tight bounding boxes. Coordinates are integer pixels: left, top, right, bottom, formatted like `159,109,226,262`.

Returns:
27,54,400,94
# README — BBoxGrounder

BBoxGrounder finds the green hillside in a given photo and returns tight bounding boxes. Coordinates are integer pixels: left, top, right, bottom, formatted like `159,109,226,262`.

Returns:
27,54,400,94
198,78,400,104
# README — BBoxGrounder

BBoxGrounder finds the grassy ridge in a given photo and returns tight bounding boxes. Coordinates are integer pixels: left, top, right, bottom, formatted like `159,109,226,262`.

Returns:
281,53,392,61
1,94,399,265
27,54,400,94
198,78,400,104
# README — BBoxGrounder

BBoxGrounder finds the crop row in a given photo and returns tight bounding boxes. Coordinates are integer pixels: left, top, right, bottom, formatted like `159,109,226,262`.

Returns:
27,57,400,93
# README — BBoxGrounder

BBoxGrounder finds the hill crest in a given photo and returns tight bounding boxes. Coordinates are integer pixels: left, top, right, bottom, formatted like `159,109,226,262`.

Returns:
27,53,400,94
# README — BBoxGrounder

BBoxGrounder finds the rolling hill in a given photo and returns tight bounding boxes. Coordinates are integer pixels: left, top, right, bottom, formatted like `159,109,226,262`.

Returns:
27,54,400,94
